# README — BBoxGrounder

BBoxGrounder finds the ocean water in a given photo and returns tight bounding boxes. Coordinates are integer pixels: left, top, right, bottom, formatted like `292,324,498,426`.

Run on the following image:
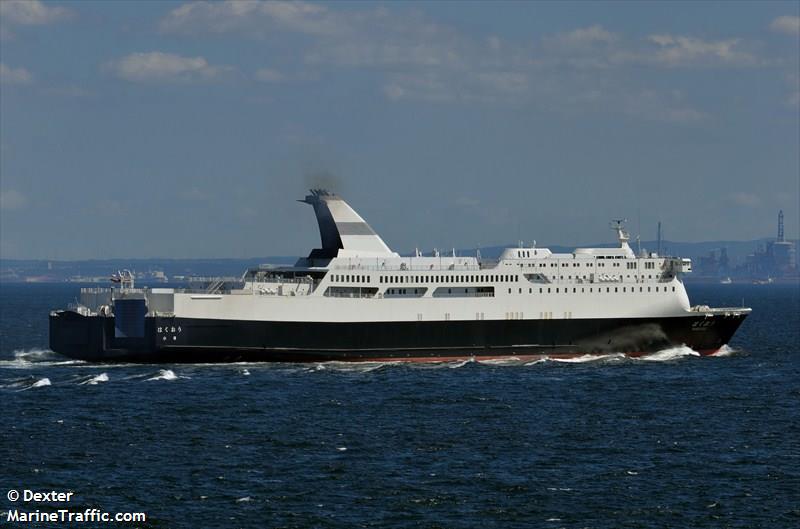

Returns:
0,282,798,528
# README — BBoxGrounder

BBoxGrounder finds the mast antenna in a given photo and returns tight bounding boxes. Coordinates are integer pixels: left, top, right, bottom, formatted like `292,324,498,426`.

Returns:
657,221,662,256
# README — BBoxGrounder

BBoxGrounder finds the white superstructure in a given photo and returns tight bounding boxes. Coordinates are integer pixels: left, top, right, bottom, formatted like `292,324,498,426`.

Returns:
153,191,695,323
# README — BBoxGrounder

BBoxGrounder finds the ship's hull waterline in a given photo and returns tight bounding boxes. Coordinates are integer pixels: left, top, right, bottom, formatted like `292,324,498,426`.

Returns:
50,311,747,363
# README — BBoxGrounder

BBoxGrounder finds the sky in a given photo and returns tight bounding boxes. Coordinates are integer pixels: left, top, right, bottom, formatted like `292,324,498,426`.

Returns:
0,0,798,260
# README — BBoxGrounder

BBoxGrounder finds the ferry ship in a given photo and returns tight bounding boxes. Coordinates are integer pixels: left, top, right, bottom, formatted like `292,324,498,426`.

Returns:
50,190,750,362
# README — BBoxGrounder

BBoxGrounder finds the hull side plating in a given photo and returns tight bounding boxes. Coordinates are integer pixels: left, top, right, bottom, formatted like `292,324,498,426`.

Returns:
50,312,748,363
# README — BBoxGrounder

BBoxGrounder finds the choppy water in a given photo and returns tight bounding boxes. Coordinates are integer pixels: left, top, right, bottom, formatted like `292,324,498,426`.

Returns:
1,283,798,528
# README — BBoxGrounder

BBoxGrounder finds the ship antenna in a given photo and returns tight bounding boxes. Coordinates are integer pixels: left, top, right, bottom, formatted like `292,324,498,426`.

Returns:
637,208,642,255
657,220,662,256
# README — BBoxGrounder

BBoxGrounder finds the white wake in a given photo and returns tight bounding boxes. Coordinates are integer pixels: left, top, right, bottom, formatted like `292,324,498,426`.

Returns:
638,346,700,362
146,369,188,381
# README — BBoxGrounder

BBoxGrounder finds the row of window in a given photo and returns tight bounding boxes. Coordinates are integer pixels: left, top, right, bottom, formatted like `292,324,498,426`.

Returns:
386,288,425,295
541,274,665,281
380,285,677,296
527,261,659,269
331,274,371,283
506,286,676,294
379,274,519,284
332,272,669,285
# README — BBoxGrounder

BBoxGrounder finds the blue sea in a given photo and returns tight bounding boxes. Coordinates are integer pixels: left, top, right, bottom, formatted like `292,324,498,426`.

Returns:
1,283,798,528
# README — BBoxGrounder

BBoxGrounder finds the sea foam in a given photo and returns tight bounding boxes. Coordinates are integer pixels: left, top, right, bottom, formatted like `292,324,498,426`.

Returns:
711,344,739,357
638,346,700,362
146,369,186,381
0,349,83,369
80,373,109,385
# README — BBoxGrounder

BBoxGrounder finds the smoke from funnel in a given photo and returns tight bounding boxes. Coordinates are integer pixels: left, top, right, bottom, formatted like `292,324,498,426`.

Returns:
304,170,344,194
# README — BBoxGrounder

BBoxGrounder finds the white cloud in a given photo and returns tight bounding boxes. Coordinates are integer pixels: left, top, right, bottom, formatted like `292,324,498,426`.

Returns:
475,71,528,93
159,1,766,119
645,34,756,66
383,70,530,104
383,72,453,103
787,73,800,109
726,192,762,208
108,52,229,83
0,63,33,84
383,83,405,101
160,0,341,37
545,25,618,48
162,1,472,69
0,190,28,210
622,90,707,123
254,68,286,82
0,0,71,25
770,15,800,36
487,36,502,51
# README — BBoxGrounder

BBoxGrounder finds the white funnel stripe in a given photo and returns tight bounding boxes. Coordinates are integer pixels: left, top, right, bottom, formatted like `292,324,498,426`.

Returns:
326,199,366,223
302,191,395,256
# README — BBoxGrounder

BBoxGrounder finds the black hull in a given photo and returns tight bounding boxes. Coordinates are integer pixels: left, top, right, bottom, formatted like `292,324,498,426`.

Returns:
49,311,748,363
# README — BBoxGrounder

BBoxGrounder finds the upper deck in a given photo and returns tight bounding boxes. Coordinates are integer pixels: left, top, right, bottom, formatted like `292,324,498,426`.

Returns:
74,191,693,311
